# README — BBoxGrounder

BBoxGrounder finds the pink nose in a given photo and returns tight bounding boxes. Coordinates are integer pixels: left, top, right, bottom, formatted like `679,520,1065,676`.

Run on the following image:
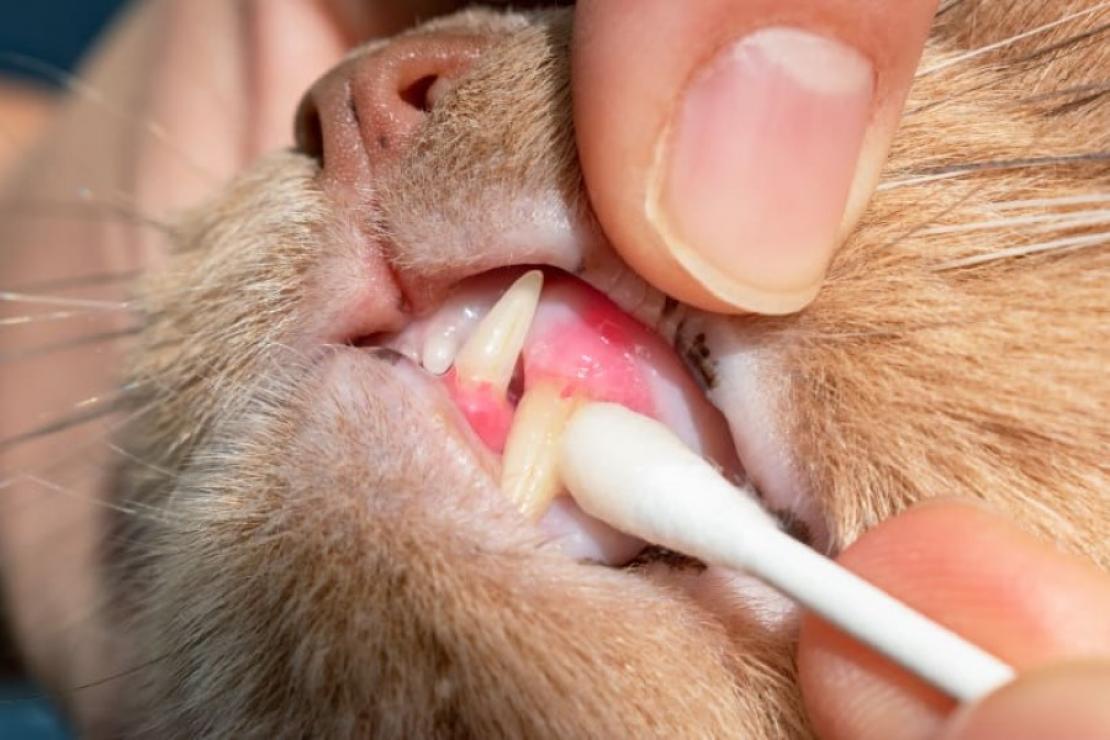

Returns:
294,33,485,186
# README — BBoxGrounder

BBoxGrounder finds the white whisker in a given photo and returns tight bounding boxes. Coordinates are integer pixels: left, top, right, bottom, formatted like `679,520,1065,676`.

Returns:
993,193,1110,210
17,473,146,518
4,268,142,294
15,473,177,525
1,328,140,364
923,209,1110,235
0,382,142,454
0,199,171,233
0,291,132,310
878,153,1110,191
935,231,1110,270
0,388,164,524
106,442,177,479
0,310,108,326
917,3,1110,77
881,171,988,190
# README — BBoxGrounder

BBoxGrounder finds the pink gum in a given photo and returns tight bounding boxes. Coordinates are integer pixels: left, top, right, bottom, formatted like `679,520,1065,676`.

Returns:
446,277,659,453
444,371,515,453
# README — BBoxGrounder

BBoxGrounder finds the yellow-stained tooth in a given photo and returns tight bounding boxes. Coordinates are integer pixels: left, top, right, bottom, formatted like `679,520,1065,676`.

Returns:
501,382,581,520
454,270,543,394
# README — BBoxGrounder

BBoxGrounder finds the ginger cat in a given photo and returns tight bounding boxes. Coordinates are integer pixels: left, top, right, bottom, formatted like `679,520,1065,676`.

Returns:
1,1,1106,736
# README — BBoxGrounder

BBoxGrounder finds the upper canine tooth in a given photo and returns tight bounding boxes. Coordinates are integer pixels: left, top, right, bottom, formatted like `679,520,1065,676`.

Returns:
454,270,543,394
501,382,580,520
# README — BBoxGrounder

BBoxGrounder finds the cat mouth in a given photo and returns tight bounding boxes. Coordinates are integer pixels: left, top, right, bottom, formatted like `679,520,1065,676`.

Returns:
363,266,767,567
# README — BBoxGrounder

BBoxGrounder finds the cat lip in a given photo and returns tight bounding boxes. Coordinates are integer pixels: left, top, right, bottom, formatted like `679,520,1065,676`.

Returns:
356,266,752,566
357,328,806,631
356,344,648,564
337,181,819,554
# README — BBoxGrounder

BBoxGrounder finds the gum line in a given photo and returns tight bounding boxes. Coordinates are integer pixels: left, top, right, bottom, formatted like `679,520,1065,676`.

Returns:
381,269,743,565
384,269,740,472
444,277,657,452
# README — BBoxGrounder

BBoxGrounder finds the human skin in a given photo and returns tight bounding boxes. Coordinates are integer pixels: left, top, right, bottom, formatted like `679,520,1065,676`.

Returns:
799,502,1110,739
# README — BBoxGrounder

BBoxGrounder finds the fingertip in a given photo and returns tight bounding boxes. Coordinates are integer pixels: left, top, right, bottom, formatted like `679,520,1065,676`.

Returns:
798,501,1110,740
939,662,1110,739
646,25,874,314
573,0,938,315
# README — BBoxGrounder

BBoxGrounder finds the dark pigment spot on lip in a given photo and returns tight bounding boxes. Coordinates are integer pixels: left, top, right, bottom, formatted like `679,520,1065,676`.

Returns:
629,546,706,572
366,347,405,365
678,330,718,390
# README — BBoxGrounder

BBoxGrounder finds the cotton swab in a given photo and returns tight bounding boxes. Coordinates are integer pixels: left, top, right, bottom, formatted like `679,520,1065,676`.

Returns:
559,402,1016,703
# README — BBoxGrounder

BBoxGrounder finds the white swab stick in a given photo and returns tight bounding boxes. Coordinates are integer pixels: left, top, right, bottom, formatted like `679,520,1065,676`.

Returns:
559,402,1016,703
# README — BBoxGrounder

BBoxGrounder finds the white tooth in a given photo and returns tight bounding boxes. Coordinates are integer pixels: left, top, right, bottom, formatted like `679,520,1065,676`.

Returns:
454,270,543,394
420,298,488,375
501,382,579,520
422,326,460,375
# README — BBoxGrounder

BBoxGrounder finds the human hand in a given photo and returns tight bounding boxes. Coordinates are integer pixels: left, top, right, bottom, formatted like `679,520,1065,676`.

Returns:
798,501,1110,739
572,0,938,314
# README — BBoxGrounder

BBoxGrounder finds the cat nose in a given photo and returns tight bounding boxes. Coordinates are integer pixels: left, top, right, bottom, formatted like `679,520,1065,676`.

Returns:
294,33,485,185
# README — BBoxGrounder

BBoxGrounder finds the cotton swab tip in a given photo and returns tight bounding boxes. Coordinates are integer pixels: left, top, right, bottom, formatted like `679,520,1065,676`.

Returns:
559,401,1016,703
559,402,779,564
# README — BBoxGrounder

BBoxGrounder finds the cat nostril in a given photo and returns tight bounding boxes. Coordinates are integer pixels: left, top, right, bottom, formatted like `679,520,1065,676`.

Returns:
294,97,325,166
399,74,439,114
294,34,485,184
352,35,484,155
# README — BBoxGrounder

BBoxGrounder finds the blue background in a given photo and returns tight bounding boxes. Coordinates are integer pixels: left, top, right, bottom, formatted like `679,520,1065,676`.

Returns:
0,0,127,84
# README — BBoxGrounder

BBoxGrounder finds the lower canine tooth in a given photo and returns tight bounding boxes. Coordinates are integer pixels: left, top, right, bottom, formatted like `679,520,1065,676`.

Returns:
453,270,543,395
501,382,580,519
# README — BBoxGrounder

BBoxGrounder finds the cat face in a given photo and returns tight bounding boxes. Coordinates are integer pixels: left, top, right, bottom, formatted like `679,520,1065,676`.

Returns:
2,1,1107,736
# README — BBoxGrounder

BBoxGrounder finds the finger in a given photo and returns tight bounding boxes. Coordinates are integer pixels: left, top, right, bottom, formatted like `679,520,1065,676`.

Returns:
796,501,1110,740
939,662,1110,739
573,0,937,315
